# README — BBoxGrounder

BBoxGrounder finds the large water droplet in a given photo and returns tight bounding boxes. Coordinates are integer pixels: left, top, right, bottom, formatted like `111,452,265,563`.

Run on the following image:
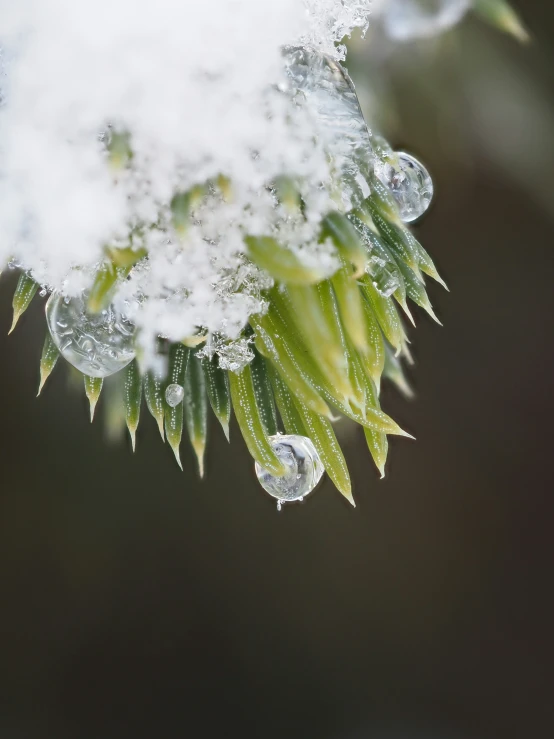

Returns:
46,293,136,378
165,383,184,408
375,151,433,223
283,47,374,212
255,434,325,509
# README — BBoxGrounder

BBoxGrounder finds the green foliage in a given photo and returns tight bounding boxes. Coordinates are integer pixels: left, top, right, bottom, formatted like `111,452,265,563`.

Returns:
202,356,232,442
164,345,190,469
124,360,142,452
37,332,60,396
7,157,448,504
10,273,38,334
84,376,103,422
472,0,530,43
183,354,208,477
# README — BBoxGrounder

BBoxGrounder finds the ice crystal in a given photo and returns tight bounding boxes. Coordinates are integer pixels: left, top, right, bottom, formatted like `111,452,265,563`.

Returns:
366,256,402,298
302,0,372,58
197,335,256,374
283,46,374,211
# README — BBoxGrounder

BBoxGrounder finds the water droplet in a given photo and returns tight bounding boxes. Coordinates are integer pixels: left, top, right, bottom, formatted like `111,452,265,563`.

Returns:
165,383,184,408
283,47,374,211
45,292,136,378
375,151,433,223
255,435,325,506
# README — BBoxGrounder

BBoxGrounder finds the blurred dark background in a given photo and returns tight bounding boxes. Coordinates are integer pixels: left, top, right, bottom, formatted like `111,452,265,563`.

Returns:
0,2,553,737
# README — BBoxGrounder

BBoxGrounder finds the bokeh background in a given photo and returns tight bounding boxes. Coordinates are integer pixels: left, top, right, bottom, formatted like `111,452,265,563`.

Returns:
1,2,553,737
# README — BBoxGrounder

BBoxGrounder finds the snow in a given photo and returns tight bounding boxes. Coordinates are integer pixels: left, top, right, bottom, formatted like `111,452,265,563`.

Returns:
0,1,371,361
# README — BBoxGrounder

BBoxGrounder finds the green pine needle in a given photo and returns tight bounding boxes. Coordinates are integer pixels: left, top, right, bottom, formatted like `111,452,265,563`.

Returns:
473,0,530,43
10,273,38,334
144,369,166,440
164,344,190,470
37,332,60,396
84,375,104,422
124,360,142,452
229,363,287,478
202,356,232,441
183,354,208,478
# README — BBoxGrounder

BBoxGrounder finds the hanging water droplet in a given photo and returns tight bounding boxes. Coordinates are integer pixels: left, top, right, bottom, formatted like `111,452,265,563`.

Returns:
375,151,434,223
283,47,374,212
165,383,184,408
255,434,325,507
45,292,136,378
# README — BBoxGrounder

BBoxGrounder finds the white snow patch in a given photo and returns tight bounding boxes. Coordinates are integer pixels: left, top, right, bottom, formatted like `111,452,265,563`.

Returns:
0,0,372,360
